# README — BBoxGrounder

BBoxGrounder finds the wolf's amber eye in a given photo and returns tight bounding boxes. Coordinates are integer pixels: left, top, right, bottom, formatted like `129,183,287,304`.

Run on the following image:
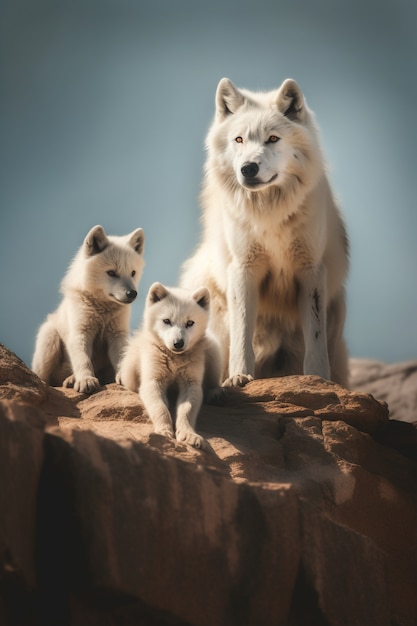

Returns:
267,135,280,144
235,136,243,143
186,320,194,328
131,270,136,277
107,270,118,278
163,319,171,325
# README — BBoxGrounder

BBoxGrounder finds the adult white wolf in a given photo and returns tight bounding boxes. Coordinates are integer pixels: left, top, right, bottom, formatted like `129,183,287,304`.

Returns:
181,77,349,387
32,225,145,393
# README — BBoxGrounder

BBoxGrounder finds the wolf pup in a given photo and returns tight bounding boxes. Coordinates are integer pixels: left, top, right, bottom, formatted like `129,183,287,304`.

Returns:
32,224,145,393
181,77,349,387
117,282,222,449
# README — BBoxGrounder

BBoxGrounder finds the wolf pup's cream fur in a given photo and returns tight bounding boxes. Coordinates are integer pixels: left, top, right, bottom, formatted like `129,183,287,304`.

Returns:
181,77,349,387
118,282,222,448
32,224,145,393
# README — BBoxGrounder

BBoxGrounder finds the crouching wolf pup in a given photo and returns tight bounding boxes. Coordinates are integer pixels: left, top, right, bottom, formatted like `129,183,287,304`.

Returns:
181,77,349,387
32,225,145,393
117,282,222,449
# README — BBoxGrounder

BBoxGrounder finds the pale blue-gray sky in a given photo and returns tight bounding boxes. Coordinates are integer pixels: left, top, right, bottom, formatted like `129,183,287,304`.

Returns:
1,0,416,367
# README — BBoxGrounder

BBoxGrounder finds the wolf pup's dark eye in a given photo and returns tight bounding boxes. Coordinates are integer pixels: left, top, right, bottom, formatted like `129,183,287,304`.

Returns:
107,270,118,277
131,270,136,277
163,319,171,325
186,320,194,328
235,136,243,143
267,135,280,144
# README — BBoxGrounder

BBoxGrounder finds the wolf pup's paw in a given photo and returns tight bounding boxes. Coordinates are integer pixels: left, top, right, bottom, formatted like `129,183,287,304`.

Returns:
176,429,205,450
77,376,100,394
222,373,254,388
65,375,101,394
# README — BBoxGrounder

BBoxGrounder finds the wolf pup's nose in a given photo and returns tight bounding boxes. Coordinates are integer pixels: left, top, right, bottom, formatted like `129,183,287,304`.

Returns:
173,339,184,351
126,289,137,302
241,162,259,178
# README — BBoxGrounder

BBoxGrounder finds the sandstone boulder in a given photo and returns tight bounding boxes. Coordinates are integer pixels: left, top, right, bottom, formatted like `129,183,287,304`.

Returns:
350,357,417,423
0,344,416,626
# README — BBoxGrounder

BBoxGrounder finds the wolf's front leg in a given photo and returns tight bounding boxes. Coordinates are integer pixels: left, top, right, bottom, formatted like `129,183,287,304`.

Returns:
298,265,331,380
139,380,174,438
223,265,258,387
175,384,204,448
65,331,100,393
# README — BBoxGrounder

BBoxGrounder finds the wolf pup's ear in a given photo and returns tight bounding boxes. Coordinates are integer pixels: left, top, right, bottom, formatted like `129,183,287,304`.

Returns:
128,228,145,255
276,79,305,122
84,225,109,257
148,282,168,304
192,286,210,310
216,78,245,120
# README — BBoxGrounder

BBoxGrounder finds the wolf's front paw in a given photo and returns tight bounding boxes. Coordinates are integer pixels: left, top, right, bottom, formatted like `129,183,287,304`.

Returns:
73,376,100,394
176,429,205,450
222,373,254,388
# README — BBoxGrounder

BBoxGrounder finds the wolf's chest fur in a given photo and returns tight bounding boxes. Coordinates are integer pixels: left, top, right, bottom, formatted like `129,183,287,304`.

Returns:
229,208,314,316
149,338,205,383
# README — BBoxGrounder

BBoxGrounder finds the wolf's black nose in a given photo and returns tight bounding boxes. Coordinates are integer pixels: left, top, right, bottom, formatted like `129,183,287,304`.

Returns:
241,162,259,178
126,289,137,302
174,339,184,350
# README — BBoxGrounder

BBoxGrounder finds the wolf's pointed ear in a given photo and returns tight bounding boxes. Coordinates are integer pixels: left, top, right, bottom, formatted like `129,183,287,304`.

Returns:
84,225,109,257
216,78,245,120
128,228,145,255
276,79,305,122
148,282,168,304
192,286,210,310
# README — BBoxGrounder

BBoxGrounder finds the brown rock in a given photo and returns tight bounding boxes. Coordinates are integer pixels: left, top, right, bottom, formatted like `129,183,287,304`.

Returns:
350,357,417,423
0,400,45,624
222,375,389,433
0,343,416,626
0,344,47,405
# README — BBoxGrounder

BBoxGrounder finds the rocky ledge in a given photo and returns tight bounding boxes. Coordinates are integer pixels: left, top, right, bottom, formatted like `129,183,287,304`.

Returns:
0,343,416,626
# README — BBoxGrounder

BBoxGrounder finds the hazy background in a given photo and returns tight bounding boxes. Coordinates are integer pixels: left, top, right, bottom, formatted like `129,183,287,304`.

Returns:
2,0,416,368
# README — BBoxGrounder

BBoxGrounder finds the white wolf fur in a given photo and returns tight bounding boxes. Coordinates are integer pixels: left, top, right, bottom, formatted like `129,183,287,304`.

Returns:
32,224,145,393
118,282,222,448
181,77,349,387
